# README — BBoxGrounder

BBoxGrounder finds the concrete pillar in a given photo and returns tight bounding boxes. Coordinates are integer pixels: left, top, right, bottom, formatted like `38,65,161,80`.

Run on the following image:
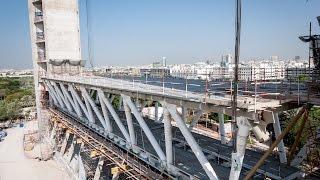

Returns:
118,96,123,111
163,108,173,167
60,131,70,155
67,138,76,162
229,117,251,180
124,102,136,145
273,112,287,164
218,113,226,144
181,106,187,122
93,156,105,180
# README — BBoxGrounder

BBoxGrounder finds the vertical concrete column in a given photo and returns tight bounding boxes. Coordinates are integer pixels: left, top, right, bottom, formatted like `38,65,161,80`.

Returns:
124,102,136,146
155,101,159,122
60,131,70,155
218,113,226,144
118,96,123,111
182,106,187,122
67,137,76,162
273,112,287,164
93,156,105,180
163,108,173,167
229,117,251,180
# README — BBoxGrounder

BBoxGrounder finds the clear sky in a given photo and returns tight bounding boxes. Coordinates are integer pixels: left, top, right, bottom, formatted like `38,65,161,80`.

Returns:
0,0,319,69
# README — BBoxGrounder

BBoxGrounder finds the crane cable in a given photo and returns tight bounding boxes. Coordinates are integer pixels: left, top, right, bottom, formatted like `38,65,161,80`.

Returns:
86,0,94,69
231,0,241,152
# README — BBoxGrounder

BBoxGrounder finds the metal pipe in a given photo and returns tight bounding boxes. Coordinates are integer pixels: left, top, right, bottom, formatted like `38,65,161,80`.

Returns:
244,105,308,180
163,103,219,180
122,95,166,161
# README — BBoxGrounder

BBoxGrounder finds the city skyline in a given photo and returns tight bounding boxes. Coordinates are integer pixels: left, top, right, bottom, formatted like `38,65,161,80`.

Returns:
0,0,319,69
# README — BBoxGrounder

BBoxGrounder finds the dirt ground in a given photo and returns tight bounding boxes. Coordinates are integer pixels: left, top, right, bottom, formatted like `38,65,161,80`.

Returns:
0,122,71,180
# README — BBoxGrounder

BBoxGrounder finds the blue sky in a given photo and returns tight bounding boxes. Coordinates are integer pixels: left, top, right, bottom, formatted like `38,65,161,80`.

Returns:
0,0,319,69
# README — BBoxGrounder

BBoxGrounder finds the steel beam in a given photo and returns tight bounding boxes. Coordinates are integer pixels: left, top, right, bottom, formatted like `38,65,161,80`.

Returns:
60,83,82,117
163,102,219,180
45,81,64,108
53,82,73,112
97,89,131,143
69,85,90,120
84,94,95,123
122,94,166,162
123,101,137,145
272,112,287,164
81,87,108,129
99,93,113,133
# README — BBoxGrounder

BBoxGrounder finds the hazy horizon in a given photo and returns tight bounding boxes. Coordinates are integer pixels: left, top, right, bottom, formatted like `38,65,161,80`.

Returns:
0,0,319,69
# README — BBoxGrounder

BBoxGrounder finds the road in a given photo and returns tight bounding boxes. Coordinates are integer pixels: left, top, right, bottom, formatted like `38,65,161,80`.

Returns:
0,122,70,180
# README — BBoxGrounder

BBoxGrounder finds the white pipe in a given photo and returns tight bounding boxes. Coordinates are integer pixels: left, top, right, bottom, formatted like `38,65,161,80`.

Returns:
229,117,251,180
122,95,166,162
163,103,219,180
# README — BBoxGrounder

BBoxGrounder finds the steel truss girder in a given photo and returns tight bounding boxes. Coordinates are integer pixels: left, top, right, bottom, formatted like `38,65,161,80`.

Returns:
80,87,108,130
53,82,73,112
45,80,64,108
122,94,166,162
97,89,131,143
59,82,82,117
161,102,219,180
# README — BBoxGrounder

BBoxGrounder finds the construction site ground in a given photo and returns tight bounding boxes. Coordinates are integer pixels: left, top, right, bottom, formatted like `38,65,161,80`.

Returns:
0,120,70,180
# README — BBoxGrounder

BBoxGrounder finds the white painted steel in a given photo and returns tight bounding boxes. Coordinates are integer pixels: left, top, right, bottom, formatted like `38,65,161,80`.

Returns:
163,102,219,180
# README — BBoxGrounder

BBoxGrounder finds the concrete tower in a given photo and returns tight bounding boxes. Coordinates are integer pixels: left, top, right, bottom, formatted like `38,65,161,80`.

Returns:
27,0,82,128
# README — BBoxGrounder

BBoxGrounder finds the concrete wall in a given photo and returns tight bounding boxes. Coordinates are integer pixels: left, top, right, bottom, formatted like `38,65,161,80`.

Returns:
43,0,81,61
